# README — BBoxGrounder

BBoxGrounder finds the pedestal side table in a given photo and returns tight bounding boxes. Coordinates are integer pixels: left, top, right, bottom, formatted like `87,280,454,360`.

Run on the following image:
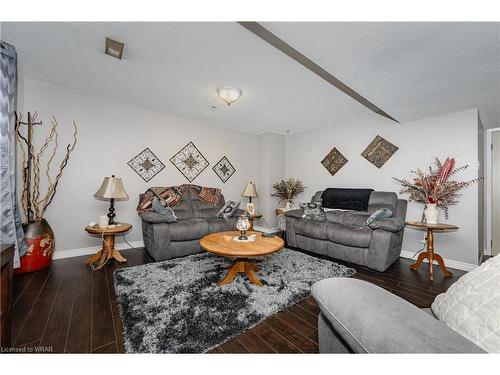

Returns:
84,223,132,269
405,221,458,281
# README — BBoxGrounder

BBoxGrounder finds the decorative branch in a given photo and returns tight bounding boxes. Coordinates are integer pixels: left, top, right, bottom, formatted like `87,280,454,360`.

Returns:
42,120,78,216
15,113,78,222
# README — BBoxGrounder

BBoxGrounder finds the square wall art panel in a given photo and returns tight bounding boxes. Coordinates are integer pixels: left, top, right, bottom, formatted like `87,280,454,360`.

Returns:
321,147,348,176
170,142,209,182
361,135,399,168
212,156,236,183
127,148,165,182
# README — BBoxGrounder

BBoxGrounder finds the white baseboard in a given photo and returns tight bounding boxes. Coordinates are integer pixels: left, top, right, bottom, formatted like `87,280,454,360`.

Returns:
400,250,477,272
52,241,144,260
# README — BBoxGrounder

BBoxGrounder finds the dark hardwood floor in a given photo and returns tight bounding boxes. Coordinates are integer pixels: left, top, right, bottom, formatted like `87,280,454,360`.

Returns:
8,247,465,353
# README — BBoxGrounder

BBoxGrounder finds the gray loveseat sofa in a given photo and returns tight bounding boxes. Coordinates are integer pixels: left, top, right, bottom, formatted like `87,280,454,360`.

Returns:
312,278,484,353
140,191,236,261
286,190,407,272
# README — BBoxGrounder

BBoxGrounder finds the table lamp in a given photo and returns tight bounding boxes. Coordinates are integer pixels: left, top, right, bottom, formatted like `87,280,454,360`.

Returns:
94,175,129,225
242,182,257,202
242,182,258,214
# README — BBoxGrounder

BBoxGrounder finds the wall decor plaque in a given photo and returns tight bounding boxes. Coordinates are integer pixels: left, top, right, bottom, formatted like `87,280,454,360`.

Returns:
321,147,348,176
361,135,399,168
212,156,236,183
127,148,165,182
170,142,209,182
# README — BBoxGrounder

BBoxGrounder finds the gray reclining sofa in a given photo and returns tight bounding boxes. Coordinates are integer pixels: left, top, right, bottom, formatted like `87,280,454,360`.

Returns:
312,278,484,353
140,191,236,261
286,190,407,272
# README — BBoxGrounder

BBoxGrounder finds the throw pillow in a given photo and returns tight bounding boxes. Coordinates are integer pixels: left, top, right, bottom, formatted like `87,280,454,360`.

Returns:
431,255,500,353
151,197,177,222
216,201,240,219
300,202,327,222
366,208,392,226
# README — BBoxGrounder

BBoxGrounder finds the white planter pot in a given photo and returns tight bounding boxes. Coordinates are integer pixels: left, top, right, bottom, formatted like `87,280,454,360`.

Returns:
424,204,439,224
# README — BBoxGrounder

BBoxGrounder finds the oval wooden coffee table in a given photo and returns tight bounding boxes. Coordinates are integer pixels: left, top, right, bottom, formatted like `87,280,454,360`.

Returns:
200,231,284,286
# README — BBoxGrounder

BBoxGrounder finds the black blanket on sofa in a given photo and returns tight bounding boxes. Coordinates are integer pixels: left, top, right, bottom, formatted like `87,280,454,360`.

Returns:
321,188,374,212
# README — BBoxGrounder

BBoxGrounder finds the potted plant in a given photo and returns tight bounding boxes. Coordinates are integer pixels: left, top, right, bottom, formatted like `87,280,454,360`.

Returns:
392,157,478,224
271,178,305,210
15,112,78,273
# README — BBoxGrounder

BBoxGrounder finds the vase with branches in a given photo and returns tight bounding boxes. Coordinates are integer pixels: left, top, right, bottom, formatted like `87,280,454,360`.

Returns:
15,112,78,273
392,157,478,223
271,178,305,210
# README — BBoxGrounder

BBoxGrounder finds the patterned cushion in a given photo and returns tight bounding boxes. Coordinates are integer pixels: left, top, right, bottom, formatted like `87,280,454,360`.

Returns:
151,198,177,223
366,208,392,226
300,202,327,222
216,201,240,219
431,255,500,353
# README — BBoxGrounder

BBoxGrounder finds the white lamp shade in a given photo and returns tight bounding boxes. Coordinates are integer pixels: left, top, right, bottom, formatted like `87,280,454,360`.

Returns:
94,176,129,201
242,182,258,198
217,87,242,106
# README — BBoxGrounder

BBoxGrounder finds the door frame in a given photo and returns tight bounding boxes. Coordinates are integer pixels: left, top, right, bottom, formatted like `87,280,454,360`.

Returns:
485,127,500,256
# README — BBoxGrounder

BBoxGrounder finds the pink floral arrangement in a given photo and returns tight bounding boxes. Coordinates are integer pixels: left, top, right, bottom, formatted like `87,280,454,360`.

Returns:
392,157,478,218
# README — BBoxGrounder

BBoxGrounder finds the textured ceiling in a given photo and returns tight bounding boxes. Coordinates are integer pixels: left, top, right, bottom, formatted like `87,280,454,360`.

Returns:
2,22,499,134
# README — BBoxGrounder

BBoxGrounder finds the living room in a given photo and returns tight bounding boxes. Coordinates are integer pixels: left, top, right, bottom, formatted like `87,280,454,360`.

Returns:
1,0,499,373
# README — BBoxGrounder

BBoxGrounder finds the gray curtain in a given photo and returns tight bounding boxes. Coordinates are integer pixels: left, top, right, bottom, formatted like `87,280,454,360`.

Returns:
1,40,26,267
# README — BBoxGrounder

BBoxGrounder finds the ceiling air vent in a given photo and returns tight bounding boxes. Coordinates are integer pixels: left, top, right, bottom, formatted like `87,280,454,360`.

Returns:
105,37,124,60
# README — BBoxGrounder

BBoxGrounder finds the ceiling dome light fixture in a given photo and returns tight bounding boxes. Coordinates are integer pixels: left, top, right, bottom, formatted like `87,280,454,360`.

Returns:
217,87,242,106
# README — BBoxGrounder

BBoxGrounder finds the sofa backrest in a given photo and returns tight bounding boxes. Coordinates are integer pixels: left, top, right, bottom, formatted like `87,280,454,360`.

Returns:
367,191,398,214
193,192,225,219
174,190,225,220
311,190,399,214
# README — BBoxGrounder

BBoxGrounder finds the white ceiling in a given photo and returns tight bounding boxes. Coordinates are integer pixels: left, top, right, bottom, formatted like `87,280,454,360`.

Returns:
2,22,499,134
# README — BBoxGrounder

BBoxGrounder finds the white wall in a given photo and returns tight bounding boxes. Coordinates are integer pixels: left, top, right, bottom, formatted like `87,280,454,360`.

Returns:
18,79,259,253
257,133,285,228
285,109,481,266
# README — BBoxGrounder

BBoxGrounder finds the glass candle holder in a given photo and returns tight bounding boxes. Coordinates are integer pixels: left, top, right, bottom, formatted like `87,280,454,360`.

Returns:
236,213,250,240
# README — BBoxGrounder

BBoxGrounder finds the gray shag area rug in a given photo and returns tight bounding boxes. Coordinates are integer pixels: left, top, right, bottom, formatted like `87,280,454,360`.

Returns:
113,248,355,353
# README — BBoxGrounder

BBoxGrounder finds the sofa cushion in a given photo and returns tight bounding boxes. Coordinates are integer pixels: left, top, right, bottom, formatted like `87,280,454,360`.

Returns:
171,192,194,220
194,197,225,219
326,223,372,248
168,219,209,241
368,218,405,232
343,212,371,227
325,210,346,224
206,218,236,233
431,255,500,353
294,220,328,240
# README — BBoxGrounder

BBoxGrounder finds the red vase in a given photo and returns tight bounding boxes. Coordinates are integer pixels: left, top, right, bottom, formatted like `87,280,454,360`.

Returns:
15,219,55,274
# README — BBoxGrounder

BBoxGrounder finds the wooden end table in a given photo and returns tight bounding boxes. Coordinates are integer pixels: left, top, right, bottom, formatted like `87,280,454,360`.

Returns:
200,231,284,286
84,223,132,269
248,214,262,231
405,221,458,281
